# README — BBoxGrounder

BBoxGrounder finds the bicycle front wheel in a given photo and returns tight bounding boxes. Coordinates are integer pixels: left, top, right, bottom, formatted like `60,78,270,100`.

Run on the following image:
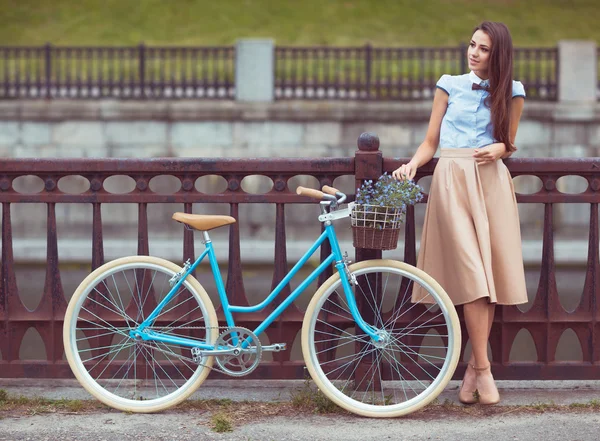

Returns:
302,259,461,418
63,256,218,413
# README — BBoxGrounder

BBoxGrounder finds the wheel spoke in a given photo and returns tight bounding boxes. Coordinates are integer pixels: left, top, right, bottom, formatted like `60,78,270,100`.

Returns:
306,263,459,416
65,258,216,411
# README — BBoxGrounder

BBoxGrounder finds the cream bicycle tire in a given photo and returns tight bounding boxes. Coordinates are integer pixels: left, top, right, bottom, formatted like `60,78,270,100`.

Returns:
63,255,218,413
302,259,461,418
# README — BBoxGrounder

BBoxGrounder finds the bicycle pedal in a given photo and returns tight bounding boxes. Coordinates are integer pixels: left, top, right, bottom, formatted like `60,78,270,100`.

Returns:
262,343,287,352
191,347,203,363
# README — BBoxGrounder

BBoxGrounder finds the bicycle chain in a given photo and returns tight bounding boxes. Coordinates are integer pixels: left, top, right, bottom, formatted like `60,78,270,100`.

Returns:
139,325,262,377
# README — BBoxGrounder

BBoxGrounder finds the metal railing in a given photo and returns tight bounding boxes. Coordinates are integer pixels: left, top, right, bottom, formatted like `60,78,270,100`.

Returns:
0,44,235,100
513,47,558,101
0,133,598,380
0,44,559,101
275,45,558,101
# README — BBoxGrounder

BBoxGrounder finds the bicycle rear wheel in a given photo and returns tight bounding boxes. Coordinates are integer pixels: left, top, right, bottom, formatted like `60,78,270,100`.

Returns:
63,256,218,413
302,259,460,418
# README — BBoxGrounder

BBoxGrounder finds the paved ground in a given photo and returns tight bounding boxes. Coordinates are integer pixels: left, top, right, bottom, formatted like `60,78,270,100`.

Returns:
1,379,599,440
2,411,600,441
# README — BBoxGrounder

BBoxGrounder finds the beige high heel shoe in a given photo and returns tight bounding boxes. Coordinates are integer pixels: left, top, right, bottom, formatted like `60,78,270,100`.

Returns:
472,364,500,405
458,364,478,404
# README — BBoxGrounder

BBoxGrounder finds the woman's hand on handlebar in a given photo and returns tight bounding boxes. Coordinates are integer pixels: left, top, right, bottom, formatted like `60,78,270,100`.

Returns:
392,161,417,181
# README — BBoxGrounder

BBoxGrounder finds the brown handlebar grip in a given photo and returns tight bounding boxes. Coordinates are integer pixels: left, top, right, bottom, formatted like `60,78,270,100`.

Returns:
296,186,325,200
322,185,341,196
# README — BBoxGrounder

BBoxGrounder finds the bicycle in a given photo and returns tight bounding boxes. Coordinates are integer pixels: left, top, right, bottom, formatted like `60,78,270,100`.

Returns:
63,185,461,418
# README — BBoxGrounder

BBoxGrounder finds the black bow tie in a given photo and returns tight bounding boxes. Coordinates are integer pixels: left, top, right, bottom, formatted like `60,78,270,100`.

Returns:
472,83,490,91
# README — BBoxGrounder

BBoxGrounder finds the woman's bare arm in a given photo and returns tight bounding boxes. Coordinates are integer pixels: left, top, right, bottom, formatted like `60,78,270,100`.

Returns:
411,89,449,167
393,88,448,180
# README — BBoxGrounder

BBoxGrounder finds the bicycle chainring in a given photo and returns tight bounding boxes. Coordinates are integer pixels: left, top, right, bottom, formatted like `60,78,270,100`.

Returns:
214,326,262,377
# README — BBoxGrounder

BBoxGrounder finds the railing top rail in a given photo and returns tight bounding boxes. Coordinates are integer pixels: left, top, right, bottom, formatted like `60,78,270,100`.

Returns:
2,156,598,171
385,157,600,175
0,157,355,175
1,157,599,177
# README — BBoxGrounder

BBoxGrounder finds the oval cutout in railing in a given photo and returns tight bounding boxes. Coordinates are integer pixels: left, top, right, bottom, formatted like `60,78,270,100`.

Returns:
12,175,45,194
19,327,46,361
556,236,587,312
554,328,583,362
415,175,432,194
513,175,543,194
290,329,303,361
556,175,589,194
148,203,182,237
149,175,182,194
332,175,355,196
516,198,545,313
65,329,91,360
57,175,90,194
194,175,228,194
110,332,133,361
419,329,446,360
288,175,319,194
336,327,356,359
13,203,46,312
291,269,320,313
17,262,45,312
287,175,321,230
103,175,136,194
509,328,538,362
517,277,538,314
381,286,397,314
241,175,273,194
260,332,273,362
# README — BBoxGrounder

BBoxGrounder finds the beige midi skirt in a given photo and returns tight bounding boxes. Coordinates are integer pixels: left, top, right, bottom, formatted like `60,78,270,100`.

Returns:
412,148,528,306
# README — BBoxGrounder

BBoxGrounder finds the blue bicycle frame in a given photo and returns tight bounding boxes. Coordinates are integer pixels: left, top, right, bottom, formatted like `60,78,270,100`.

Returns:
131,222,380,349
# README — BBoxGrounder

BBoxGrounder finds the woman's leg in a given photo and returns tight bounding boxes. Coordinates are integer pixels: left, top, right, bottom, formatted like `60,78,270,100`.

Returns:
459,298,490,400
463,298,490,366
462,301,495,388
467,302,496,365
463,298,499,403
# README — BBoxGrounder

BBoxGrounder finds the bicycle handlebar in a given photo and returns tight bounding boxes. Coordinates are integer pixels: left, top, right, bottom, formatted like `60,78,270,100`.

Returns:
321,185,340,196
296,186,326,200
296,186,347,206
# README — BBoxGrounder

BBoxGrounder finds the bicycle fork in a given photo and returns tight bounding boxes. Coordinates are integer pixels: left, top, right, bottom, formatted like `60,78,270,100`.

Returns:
326,228,382,343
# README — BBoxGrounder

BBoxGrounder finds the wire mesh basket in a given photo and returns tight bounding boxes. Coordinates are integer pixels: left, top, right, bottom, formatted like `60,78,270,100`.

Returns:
350,204,404,250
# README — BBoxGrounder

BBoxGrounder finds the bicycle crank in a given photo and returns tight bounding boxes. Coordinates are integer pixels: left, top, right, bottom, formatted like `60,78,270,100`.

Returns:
212,327,262,377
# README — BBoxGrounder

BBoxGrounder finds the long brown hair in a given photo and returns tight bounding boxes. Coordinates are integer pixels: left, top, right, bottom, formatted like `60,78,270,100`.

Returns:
474,21,516,152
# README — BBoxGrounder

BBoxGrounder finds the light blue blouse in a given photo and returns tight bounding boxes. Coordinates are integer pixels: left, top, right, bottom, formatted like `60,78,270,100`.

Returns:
436,71,526,149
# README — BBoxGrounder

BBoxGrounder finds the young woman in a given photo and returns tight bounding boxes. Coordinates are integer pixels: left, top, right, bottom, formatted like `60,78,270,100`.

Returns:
392,21,528,405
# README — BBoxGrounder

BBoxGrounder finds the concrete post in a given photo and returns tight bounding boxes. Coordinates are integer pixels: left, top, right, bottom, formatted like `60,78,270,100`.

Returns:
235,39,274,102
558,40,597,102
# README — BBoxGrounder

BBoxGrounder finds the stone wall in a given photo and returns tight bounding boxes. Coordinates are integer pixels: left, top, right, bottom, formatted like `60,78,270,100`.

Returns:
1,99,599,265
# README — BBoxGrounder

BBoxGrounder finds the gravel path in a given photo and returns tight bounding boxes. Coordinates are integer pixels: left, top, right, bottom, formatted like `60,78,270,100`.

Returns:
1,408,600,441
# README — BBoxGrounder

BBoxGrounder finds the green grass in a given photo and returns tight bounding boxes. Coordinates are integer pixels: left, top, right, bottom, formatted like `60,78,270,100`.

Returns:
211,412,234,433
0,390,102,415
0,0,598,47
290,378,340,414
